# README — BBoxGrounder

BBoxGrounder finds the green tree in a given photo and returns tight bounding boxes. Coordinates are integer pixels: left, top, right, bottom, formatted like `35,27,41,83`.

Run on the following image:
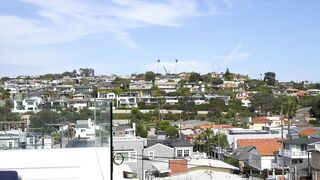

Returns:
0,88,10,100
223,68,234,81
189,72,201,83
30,110,62,134
0,77,10,82
263,72,276,86
77,108,94,120
79,68,94,77
112,77,130,90
212,133,229,149
179,96,196,119
201,74,212,83
177,87,191,97
0,104,20,123
165,126,178,139
193,129,229,154
224,157,239,167
250,93,276,115
130,108,144,123
151,85,166,97
136,124,148,138
156,120,170,131
62,71,73,77
310,99,320,123
145,71,156,82
281,96,298,118
245,79,265,91
211,78,223,85
113,87,122,96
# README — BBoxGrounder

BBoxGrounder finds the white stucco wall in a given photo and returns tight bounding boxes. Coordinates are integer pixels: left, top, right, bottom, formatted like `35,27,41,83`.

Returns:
0,148,114,180
261,156,274,170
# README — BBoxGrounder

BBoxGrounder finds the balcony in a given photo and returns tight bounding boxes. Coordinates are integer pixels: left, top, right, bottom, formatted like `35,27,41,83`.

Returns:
278,148,308,158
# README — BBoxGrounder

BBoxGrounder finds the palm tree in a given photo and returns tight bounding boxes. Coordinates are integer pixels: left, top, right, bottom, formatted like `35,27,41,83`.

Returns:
194,128,229,155
281,96,298,139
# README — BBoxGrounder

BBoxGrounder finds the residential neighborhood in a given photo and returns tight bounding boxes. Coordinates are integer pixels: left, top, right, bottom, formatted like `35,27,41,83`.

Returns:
0,68,320,180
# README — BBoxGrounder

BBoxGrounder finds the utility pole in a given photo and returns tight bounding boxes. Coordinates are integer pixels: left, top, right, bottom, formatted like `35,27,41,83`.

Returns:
218,118,220,160
141,148,144,180
281,109,285,178
287,107,291,140
179,114,182,139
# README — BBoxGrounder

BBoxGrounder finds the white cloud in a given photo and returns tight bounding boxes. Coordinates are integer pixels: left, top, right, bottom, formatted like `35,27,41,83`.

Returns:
0,0,215,47
0,0,231,75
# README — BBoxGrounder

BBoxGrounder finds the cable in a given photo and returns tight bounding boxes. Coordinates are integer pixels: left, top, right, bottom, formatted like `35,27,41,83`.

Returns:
133,153,285,161
124,156,288,173
112,152,293,175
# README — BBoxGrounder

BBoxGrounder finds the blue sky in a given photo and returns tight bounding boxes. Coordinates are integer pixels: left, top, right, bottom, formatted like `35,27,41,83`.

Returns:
0,0,319,82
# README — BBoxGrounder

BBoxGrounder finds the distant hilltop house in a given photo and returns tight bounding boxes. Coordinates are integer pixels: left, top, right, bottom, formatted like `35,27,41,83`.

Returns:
249,116,282,130
13,97,43,113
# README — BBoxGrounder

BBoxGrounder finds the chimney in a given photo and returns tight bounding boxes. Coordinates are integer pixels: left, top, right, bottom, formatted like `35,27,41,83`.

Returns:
169,159,188,175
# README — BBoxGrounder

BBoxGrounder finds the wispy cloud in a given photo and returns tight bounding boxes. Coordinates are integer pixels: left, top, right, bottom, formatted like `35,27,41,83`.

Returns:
0,0,216,48
0,0,235,76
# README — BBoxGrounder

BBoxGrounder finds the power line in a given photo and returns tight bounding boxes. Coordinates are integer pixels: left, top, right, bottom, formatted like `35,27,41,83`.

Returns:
114,153,286,171
120,155,289,173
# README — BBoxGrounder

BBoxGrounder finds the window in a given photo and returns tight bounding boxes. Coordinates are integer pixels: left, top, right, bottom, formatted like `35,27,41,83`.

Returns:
184,150,190,157
30,138,34,145
149,151,154,159
81,129,85,132
301,145,307,151
177,150,183,157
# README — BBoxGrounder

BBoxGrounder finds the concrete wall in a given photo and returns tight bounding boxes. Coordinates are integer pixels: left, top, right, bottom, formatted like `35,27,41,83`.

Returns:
0,148,112,180
261,156,274,170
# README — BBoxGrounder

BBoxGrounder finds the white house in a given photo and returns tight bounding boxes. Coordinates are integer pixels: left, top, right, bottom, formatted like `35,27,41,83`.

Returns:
155,81,178,93
13,97,43,113
75,118,95,139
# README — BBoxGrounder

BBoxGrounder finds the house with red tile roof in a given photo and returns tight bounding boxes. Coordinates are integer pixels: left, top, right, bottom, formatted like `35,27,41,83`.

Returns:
249,116,282,130
249,117,272,130
236,138,283,170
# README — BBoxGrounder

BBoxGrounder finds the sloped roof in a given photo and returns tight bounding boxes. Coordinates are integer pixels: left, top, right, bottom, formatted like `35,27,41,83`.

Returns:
147,139,193,148
299,128,319,136
230,146,256,161
237,138,282,156
196,124,235,130
252,117,271,124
